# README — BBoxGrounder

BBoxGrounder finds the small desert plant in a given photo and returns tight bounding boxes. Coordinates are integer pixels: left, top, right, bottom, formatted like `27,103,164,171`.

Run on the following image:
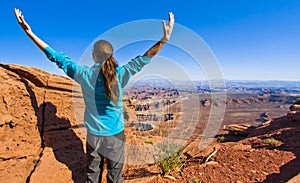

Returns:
144,139,154,145
155,142,185,176
189,178,197,183
265,138,281,147
217,135,225,143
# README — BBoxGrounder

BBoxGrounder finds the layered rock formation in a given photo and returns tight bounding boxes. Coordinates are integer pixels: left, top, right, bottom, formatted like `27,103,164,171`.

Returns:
0,64,87,183
0,63,139,183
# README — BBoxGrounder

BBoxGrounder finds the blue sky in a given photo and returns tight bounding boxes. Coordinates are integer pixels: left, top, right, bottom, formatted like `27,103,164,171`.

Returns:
1,0,300,81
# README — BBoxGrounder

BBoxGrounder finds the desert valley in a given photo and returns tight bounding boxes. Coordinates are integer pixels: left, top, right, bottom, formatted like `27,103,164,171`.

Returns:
0,64,300,183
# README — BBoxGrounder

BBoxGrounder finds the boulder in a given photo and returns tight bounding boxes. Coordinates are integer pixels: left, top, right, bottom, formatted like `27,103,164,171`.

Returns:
223,124,256,136
290,104,300,112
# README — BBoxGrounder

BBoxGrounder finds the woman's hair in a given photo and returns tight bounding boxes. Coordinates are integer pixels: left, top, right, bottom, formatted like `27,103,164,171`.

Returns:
93,40,119,105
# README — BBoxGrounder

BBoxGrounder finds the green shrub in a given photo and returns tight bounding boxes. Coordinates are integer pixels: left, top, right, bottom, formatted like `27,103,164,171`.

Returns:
144,140,154,145
189,178,197,183
265,138,281,147
217,135,225,143
155,142,184,176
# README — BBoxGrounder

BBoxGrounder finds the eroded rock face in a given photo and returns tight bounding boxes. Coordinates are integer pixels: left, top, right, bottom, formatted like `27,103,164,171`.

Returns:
0,64,83,182
0,63,139,183
0,65,43,183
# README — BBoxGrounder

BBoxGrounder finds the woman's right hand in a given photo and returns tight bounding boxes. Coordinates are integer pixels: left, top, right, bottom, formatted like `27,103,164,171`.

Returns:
14,8,32,35
14,8,48,51
161,12,175,42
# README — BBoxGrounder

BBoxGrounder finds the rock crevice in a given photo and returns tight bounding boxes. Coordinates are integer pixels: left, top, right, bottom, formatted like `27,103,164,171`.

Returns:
0,64,86,183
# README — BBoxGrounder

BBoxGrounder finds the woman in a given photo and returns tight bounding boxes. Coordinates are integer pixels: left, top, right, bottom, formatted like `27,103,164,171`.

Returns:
14,8,174,183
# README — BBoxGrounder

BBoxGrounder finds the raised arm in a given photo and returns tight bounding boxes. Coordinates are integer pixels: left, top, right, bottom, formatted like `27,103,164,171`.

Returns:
14,8,48,51
144,12,175,58
14,8,81,80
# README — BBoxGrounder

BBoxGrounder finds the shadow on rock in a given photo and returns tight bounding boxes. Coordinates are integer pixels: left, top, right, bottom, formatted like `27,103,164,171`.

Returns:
22,78,86,183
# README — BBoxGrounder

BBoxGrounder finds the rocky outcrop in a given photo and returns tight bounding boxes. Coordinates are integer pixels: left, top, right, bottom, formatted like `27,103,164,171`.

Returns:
0,63,139,183
223,124,256,136
0,64,87,183
287,101,300,122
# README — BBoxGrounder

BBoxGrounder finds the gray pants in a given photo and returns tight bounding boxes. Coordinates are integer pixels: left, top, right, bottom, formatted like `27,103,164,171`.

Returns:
85,131,125,183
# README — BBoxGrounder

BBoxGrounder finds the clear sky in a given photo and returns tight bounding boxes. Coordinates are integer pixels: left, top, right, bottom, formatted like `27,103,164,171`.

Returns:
1,0,300,81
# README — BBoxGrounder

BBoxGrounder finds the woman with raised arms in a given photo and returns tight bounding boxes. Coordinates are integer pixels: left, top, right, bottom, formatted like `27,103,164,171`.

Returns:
14,8,174,183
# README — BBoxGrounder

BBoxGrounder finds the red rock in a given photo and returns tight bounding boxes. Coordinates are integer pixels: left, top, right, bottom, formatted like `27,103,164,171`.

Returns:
0,64,139,183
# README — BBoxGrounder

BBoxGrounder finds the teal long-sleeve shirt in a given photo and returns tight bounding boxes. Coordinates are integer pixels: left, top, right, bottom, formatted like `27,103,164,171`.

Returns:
43,46,151,136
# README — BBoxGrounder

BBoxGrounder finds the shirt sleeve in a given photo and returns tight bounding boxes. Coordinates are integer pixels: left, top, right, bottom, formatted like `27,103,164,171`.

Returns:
43,46,78,79
119,55,151,88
